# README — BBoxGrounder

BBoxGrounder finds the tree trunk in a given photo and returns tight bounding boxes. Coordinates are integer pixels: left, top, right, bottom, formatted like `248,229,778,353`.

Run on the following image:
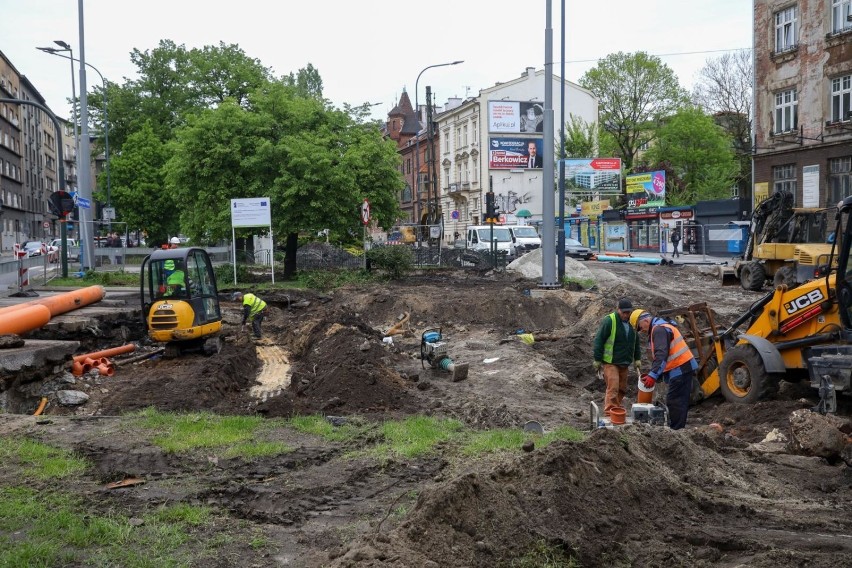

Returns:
284,232,299,280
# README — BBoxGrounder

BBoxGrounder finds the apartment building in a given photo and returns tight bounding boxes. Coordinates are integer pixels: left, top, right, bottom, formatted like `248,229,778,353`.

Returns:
753,0,852,207
437,67,597,237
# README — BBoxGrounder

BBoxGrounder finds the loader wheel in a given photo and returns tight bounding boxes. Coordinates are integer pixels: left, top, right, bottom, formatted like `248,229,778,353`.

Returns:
718,344,779,404
739,261,766,291
772,266,797,289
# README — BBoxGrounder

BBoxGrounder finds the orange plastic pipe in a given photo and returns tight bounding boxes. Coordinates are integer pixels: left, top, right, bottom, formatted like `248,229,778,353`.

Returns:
0,285,106,317
72,343,135,363
33,397,48,416
97,363,115,377
0,304,51,335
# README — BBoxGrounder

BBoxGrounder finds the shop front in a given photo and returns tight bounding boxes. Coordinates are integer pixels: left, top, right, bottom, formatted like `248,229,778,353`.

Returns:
625,207,660,252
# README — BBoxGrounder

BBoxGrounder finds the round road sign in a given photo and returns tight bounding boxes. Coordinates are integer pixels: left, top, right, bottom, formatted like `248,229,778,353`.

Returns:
361,199,371,225
43,221,50,229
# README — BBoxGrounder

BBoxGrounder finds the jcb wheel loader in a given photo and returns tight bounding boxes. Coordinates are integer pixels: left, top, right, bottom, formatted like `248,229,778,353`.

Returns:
674,194,852,413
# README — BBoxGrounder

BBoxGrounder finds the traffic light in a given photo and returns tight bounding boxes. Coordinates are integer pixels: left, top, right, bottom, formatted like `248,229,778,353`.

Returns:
48,191,75,218
485,191,498,223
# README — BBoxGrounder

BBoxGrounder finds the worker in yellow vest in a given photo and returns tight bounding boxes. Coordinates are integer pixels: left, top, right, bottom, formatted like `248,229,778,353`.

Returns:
592,298,642,417
232,292,268,339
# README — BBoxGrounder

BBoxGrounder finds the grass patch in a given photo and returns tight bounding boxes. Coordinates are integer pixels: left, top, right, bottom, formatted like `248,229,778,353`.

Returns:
49,269,139,287
132,408,291,459
372,416,464,459
462,425,585,456
286,414,367,442
563,276,596,289
0,437,89,479
509,539,580,567
0,487,219,567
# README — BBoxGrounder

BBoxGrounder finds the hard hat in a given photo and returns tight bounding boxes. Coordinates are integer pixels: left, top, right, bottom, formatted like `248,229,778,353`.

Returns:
169,237,181,245
630,310,651,329
164,260,175,270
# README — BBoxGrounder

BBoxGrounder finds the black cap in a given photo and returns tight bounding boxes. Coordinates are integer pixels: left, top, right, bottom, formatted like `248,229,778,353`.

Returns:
618,298,633,310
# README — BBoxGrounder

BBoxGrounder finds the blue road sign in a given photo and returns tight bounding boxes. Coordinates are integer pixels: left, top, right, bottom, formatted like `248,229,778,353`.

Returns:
76,197,91,209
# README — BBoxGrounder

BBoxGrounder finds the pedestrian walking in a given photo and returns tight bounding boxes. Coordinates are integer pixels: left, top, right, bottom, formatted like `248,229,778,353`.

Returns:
670,228,681,258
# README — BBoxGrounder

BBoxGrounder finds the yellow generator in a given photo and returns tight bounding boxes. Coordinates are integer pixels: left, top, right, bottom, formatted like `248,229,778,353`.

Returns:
140,247,222,356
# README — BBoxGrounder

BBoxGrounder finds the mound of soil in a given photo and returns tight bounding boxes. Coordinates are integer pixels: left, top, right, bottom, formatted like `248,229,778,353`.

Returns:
331,427,852,567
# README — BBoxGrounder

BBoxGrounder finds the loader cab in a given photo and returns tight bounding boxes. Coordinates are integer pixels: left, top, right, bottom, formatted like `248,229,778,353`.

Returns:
140,247,222,346
832,195,852,329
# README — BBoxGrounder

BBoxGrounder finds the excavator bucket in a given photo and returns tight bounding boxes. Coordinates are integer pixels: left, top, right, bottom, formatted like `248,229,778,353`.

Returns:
720,266,739,286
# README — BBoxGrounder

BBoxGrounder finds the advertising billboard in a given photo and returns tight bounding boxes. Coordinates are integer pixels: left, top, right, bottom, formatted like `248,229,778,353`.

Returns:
625,170,666,208
562,158,622,194
489,137,543,169
488,101,545,133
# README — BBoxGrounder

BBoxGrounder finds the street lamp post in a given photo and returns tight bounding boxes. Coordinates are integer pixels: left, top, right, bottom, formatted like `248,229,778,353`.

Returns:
414,61,463,239
40,42,79,197
37,45,111,208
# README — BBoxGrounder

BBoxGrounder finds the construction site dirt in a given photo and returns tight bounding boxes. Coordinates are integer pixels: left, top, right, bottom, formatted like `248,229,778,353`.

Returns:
2,258,851,567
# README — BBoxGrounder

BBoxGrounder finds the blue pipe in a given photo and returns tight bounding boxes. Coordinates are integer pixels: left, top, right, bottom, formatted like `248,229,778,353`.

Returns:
595,255,663,265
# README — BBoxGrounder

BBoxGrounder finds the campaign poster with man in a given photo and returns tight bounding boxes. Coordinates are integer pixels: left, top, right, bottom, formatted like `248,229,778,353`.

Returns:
489,137,542,169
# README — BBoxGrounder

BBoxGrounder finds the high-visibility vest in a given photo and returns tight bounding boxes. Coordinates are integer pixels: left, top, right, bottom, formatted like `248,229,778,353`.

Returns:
650,322,693,372
602,312,618,363
243,293,267,320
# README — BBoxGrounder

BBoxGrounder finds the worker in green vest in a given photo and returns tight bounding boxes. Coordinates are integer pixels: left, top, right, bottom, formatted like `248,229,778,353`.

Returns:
592,298,642,417
163,259,186,297
232,292,268,339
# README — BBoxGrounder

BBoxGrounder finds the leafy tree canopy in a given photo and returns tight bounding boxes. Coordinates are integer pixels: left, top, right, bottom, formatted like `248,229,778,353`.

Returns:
641,107,738,205
163,82,403,277
580,51,688,172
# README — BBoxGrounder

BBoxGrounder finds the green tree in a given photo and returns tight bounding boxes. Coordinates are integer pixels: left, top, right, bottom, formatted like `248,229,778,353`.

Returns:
642,107,738,205
107,121,178,244
283,62,324,100
561,114,618,158
164,82,403,279
692,50,753,196
580,52,688,172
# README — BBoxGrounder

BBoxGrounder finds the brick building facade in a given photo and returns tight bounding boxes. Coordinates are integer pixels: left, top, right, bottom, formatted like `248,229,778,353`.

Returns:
753,0,852,208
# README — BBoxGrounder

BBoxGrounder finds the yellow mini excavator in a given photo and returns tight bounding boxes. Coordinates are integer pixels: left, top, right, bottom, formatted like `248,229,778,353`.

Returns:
140,247,223,356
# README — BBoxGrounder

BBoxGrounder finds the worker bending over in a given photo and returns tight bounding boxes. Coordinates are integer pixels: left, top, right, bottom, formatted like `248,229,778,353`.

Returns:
233,292,268,339
634,311,698,430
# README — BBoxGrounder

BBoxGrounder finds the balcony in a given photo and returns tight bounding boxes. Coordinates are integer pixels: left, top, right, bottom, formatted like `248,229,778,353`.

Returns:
448,183,460,194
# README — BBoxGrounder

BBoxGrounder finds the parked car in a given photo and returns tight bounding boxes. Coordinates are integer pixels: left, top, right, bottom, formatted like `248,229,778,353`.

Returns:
21,241,44,258
47,238,79,262
565,238,593,260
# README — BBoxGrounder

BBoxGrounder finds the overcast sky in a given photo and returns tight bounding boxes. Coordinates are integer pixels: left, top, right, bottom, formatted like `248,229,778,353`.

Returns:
1,0,751,123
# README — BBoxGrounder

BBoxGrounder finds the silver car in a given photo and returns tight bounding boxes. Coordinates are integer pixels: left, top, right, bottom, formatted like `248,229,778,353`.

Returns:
565,238,593,260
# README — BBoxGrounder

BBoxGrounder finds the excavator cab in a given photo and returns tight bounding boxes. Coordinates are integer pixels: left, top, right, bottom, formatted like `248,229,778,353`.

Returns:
140,247,223,356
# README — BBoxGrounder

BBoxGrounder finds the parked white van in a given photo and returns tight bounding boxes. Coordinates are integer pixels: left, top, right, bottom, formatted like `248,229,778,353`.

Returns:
505,225,541,256
466,225,513,255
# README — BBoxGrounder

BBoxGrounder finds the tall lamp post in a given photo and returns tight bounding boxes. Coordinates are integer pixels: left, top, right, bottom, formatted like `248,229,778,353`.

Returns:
37,45,111,209
414,61,463,237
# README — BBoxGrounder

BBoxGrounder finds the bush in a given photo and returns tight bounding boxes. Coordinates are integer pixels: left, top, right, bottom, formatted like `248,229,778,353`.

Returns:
298,269,372,292
367,246,414,280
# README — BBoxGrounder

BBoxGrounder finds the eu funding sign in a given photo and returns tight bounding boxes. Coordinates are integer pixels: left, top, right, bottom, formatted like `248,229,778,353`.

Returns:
230,198,271,228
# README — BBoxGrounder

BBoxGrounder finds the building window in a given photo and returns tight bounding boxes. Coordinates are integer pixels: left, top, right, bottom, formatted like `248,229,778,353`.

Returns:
832,0,852,34
463,125,468,146
832,74,852,122
775,6,797,52
829,157,852,205
444,129,450,153
774,89,798,132
773,164,797,201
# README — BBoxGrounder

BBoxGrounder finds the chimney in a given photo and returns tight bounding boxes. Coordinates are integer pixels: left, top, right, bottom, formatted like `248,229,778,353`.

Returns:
525,67,536,77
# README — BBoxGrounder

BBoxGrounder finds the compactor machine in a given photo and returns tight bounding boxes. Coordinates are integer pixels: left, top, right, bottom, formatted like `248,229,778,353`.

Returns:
140,247,223,356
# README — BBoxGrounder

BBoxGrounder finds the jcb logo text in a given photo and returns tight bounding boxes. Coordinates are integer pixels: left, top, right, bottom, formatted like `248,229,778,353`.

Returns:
784,289,825,315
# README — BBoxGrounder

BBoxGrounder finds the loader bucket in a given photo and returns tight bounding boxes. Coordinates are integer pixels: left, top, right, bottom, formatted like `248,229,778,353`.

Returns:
720,267,739,286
